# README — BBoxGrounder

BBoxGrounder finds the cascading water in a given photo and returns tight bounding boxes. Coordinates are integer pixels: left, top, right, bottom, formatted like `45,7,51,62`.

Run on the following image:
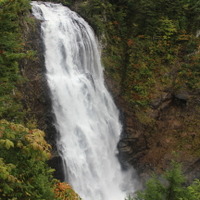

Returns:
31,2,135,200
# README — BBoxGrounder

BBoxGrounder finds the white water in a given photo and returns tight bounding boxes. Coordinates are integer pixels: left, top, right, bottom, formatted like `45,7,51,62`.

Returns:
31,2,134,200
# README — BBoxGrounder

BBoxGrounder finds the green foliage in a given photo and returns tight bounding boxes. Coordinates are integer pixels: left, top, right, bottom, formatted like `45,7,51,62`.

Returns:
0,120,81,200
77,0,114,35
135,162,185,200
136,176,165,200
187,0,200,34
128,162,200,200
182,179,200,200
0,120,54,199
157,17,177,39
0,0,33,122
164,162,186,200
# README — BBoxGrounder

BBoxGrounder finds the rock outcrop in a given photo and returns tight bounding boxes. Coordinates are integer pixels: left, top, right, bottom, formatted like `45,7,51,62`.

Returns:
105,74,200,183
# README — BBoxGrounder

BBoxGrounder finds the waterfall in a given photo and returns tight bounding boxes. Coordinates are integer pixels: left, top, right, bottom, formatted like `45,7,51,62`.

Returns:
31,2,135,200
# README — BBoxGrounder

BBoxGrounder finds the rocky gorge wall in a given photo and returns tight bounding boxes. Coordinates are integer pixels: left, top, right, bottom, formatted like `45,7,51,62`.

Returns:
105,74,200,183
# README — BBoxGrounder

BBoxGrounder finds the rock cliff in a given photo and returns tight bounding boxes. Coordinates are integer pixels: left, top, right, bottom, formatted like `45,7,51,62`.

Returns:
106,74,200,183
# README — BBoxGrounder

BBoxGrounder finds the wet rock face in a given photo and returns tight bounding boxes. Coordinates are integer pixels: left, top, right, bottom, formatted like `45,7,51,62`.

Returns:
48,155,65,182
105,75,200,183
20,14,64,181
20,16,48,130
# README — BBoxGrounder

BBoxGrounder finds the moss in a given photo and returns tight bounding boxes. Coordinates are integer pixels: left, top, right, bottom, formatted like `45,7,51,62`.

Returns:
135,110,156,126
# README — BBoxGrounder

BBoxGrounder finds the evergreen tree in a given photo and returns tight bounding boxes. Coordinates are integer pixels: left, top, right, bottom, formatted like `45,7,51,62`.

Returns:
128,162,200,200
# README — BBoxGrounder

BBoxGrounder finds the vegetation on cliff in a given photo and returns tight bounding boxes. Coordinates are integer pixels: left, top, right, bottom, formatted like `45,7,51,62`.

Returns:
0,0,33,122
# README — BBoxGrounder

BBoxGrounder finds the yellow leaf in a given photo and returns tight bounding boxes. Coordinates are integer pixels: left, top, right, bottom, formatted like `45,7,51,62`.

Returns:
5,139,14,149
